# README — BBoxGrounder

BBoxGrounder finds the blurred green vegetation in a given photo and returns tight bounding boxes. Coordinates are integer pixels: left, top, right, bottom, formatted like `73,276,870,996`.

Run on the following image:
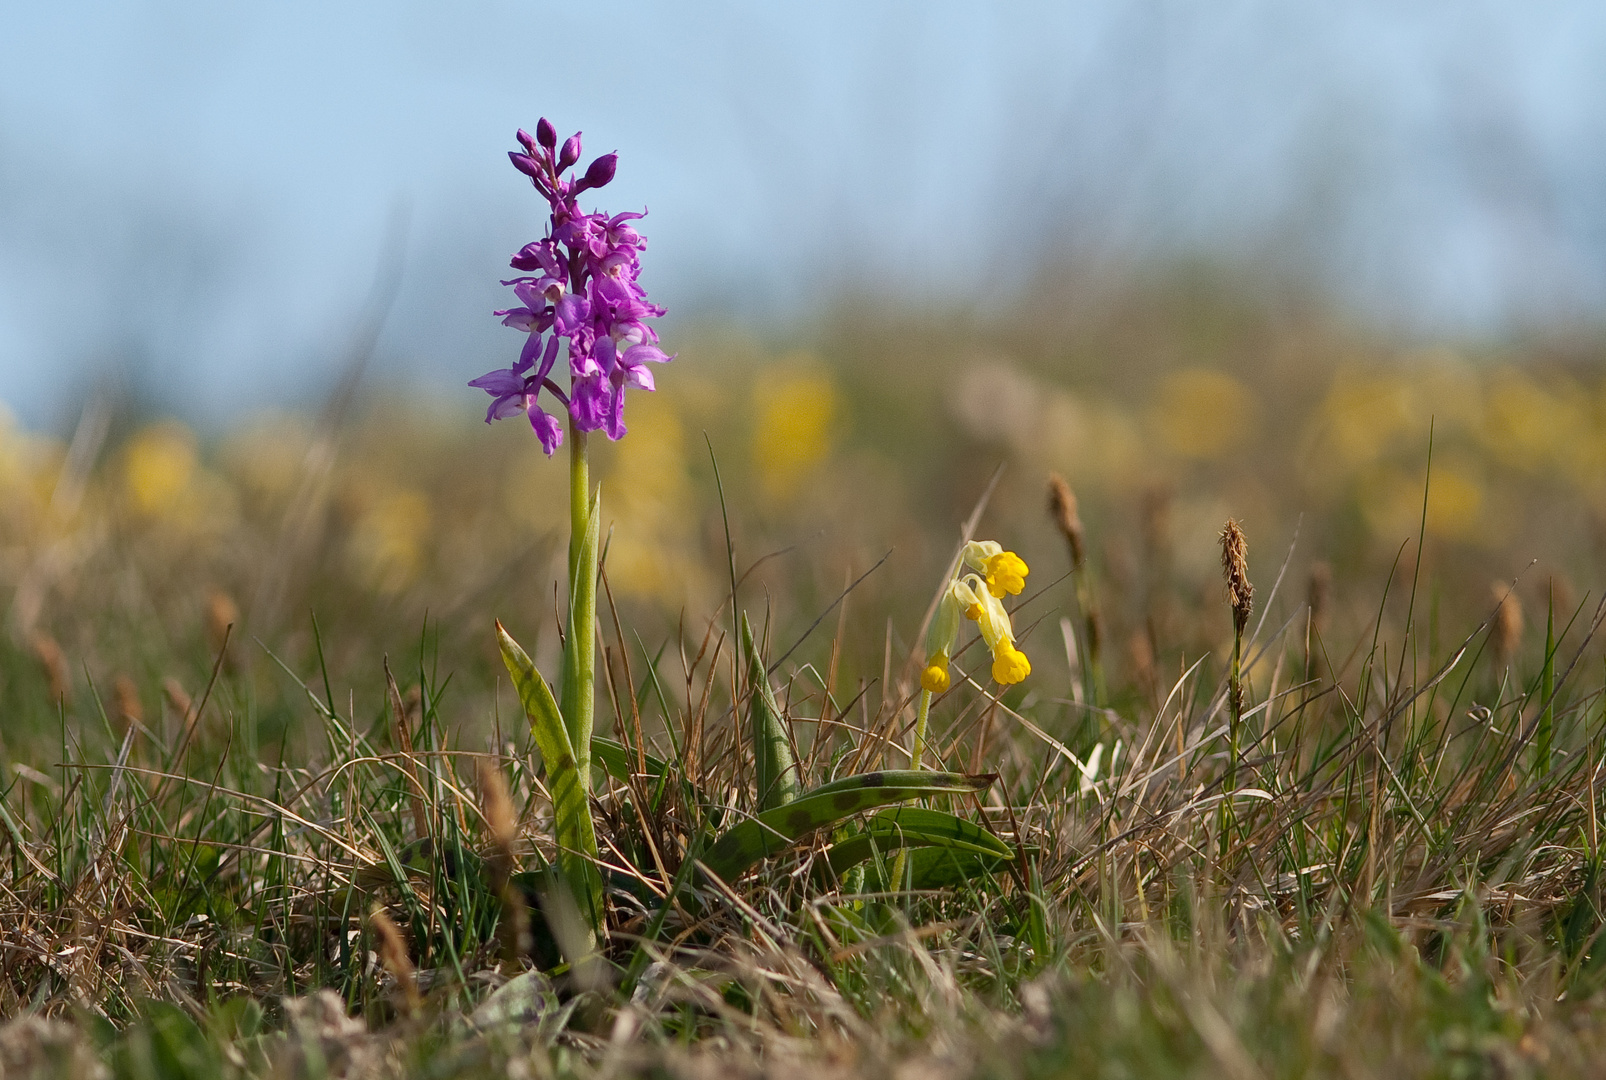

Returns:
1,269,1600,759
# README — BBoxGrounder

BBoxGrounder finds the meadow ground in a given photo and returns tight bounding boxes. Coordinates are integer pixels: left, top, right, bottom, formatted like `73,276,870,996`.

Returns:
3,274,1606,1077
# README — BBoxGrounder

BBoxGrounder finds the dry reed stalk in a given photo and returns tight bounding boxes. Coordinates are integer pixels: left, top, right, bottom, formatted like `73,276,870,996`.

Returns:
385,659,431,843
1305,561,1331,679
1047,474,1104,700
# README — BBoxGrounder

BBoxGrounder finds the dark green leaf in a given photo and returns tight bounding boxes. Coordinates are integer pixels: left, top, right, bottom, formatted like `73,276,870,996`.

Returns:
820,807,1013,881
700,770,993,883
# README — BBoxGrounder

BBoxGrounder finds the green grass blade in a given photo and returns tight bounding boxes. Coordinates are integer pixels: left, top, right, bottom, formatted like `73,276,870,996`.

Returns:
1539,586,1556,775
497,621,603,941
742,611,800,810
701,770,993,882
820,807,1013,880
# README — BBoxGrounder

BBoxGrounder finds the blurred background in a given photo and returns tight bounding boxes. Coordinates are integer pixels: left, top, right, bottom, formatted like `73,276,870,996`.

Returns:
0,0,1603,748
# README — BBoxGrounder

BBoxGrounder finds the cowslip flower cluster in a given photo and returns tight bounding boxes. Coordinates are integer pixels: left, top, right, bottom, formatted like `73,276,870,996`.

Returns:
921,541,1032,691
470,119,669,454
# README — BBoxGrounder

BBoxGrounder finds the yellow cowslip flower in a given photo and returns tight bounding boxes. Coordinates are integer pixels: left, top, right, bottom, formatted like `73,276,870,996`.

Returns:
962,540,1029,598
921,582,964,693
991,642,1030,685
920,542,1033,692
959,572,1031,686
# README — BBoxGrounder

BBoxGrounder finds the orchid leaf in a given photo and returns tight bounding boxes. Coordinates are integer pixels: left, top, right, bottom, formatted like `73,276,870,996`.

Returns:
700,770,993,883
497,621,603,941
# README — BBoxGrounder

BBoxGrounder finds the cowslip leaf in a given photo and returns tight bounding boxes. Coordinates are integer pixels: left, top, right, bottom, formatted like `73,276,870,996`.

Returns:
820,807,1012,882
700,770,993,883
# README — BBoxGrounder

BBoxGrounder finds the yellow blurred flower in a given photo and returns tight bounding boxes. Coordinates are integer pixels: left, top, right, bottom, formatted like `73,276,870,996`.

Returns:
752,367,836,499
603,397,711,606
124,422,198,517
1150,368,1258,460
349,487,432,593
1481,367,1587,477
1313,370,1416,471
1358,459,1484,543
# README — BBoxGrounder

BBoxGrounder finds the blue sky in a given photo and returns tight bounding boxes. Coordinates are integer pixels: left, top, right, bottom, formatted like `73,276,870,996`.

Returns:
2,1,1604,427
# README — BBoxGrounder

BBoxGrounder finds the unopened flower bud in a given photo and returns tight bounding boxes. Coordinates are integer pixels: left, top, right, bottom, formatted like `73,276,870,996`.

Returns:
516,128,540,156
508,152,543,180
582,153,618,189
558,133,582,172
535,117,557,150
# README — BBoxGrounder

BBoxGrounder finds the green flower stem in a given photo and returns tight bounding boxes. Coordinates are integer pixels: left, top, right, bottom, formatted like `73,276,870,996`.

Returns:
911,688,933,770
563,423,596,788
890,687,934,893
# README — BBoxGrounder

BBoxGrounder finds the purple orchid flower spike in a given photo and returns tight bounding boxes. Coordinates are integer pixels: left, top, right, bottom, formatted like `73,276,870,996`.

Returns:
471,120,671,454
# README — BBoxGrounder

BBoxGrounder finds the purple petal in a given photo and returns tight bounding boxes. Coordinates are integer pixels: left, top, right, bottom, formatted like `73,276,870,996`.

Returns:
535,334,562,382
622,343,671,365
603,386,627,440
624,364,655,391
569,376,609,431
488,393,528,422
552,293,590,335
569,342,601,378
469,369,524,395
529,406,564,455
509,243,544,271
498,307,538,331
535,118,557,150
516,332,544,372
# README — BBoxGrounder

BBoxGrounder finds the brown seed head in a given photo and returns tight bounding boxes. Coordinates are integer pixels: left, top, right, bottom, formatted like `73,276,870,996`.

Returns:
113,675,143,733
1047,473,1086,569
163,677,200,749
1491,582,1523,667
477,757,519,870
205,590,239,661
29,633,69,705
369,907,421,1013
1127,628,1156,698
162,677,193,722
1220,519,1253,635
1142,485,1173,568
